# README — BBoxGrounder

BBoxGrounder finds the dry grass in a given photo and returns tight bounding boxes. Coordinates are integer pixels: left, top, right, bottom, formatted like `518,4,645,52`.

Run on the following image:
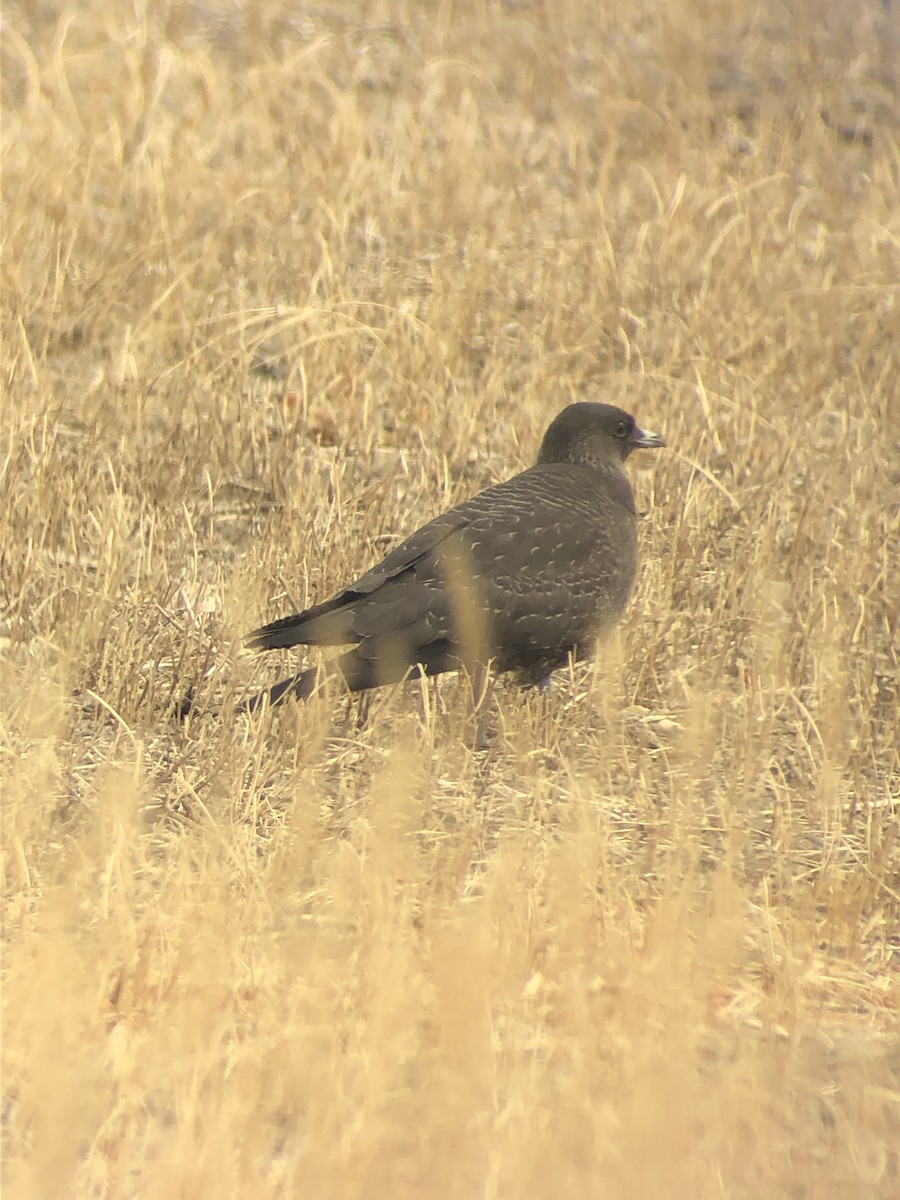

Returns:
2,1,899,1196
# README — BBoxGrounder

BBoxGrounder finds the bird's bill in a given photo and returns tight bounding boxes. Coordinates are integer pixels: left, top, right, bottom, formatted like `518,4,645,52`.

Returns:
631,426,666,449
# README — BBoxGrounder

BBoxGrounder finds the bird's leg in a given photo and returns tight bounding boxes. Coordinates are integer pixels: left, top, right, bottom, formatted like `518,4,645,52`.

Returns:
471,662,496,751
472,661,491,711
354,690,372,730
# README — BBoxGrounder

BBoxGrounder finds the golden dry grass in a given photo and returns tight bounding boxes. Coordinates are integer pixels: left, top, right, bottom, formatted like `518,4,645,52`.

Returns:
1,2,899,1196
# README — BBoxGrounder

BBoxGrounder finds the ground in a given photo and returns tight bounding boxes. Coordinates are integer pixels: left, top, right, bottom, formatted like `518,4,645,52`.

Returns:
1,2,898,1197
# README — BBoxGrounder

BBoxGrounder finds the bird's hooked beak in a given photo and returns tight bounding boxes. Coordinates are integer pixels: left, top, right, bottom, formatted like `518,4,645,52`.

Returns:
630,425,666,450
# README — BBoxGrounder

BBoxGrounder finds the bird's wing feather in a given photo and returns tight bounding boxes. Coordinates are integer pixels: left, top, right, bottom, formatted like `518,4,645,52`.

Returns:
243,508,473,650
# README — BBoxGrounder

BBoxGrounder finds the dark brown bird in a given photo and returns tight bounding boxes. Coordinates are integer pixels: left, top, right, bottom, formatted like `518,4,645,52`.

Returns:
241,402,664,711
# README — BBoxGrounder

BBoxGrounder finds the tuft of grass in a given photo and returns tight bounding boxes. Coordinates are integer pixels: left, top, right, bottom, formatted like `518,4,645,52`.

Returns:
2,2,898,1196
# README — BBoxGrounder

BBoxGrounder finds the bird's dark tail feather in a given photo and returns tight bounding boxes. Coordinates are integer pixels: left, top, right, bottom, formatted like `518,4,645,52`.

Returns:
172,666,320,723
174,645,448,724
237,666,321,713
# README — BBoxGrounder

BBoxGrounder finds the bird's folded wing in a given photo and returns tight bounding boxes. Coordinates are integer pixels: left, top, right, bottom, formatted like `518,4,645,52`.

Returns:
243,509,471,650
345,509,471,594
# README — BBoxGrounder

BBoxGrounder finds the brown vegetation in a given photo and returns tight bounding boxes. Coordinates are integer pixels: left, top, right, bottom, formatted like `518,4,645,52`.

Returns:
2,2,898,1196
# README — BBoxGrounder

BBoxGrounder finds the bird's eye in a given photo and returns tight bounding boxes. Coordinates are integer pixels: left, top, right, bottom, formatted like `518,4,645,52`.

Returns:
614,419,630,438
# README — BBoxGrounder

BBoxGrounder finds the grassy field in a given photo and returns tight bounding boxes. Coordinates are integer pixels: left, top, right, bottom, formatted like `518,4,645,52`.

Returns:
2,1,898,1196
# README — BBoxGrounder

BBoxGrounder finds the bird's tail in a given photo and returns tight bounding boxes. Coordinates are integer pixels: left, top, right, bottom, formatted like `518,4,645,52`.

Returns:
174,647,408,724
238,646,424,711
173,665,321,722
236,666,321,713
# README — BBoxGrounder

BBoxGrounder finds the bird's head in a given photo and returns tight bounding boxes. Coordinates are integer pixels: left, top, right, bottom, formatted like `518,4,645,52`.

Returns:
536,402,666,469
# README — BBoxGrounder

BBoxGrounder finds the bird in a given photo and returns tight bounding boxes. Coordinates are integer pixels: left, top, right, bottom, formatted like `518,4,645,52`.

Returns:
240,402,665,712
